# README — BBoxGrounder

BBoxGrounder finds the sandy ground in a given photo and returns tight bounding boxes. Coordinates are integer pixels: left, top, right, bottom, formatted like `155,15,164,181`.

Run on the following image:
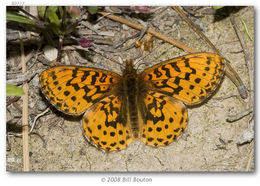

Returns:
6,6,254,172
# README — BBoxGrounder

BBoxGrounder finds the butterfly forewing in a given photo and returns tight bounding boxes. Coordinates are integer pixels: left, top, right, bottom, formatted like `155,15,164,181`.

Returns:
139,53,225,105
39,66,121,115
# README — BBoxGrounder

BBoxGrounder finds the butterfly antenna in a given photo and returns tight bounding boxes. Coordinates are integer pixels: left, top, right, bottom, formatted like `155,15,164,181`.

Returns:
90,46,125,68
134,41,166,70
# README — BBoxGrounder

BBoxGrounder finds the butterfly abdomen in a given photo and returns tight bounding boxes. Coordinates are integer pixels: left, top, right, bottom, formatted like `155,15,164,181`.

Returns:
123,60,139,139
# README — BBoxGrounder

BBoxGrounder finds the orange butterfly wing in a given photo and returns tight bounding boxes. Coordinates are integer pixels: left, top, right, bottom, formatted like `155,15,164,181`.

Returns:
138,53,224,146
139,52,225,105
139,91,187,147
39,66,121,115
40,66,133,152
82,95,133,152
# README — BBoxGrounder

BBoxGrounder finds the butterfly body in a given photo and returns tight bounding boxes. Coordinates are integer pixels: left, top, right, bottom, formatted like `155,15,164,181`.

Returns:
40,52,225,152
121,59,140,139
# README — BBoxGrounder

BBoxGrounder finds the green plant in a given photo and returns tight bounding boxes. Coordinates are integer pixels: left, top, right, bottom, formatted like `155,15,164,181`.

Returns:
6,84,24,96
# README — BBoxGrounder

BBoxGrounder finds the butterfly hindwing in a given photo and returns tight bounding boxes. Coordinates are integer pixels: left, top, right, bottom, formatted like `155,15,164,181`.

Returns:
139,53,225,105
82,95,133,152
139,91,188,147
39,66,121,115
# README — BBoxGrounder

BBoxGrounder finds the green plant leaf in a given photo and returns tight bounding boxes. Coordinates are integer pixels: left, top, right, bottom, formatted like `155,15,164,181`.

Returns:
46,6,60,27
58,6,64,19
213,6,224,10
37,6,47,19
45,6,62,35
88,6,99,15
241,19,254,41
6,84,24,96
6,12,35,25
47,23,61,36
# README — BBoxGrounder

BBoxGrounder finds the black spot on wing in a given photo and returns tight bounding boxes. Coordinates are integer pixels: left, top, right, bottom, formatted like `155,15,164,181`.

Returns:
91,72,99,85
170,62,181,72
99,73,107,83
153,68,162,78
81,71,90,82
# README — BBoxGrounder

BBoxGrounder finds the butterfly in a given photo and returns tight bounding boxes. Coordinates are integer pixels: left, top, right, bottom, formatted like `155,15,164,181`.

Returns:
39,52,225,152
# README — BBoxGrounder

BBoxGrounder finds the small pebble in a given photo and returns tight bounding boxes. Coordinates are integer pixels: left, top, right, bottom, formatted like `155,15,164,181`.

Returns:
43,45,58,61
237,127,254,145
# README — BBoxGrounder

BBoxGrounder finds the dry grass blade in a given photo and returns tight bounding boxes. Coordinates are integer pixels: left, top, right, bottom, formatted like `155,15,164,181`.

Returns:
19,32,30,171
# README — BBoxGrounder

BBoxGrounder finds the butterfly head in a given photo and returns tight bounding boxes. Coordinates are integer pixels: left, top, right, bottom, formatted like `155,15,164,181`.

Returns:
123,59,136,76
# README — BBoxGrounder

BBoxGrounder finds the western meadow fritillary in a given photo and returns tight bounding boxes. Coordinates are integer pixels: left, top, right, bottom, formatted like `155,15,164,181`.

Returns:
39,52,225,152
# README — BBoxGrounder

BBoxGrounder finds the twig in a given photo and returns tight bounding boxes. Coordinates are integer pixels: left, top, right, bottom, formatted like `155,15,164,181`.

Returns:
172,6,220,53
80,21,101,35
29,132,47,148
7,96,21,106
71,35,114,45
7,132,23,138
19,32,29,171
97,11,196,53
57,7,66,62
212,94,239,101
37,54,51,66
226,107,253,122
230,14,253,103
57,35,64,62
29,107,50,133
224,69,248,99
